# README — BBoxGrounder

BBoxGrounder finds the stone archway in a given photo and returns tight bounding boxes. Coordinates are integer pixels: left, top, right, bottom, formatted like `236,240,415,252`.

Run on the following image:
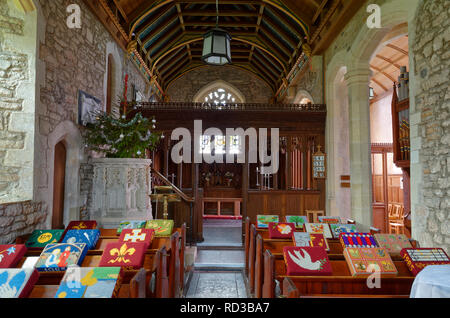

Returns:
193,80,246,104
45,121,84,228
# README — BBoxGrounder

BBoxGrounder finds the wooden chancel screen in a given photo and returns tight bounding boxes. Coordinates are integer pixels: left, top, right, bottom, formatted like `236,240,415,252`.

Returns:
130,102,326,243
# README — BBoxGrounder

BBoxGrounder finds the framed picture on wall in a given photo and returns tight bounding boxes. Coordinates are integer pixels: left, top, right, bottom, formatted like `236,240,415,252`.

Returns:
78,90,102,126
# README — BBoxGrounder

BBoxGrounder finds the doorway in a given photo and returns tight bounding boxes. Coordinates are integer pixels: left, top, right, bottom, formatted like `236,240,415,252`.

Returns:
52,141,67,229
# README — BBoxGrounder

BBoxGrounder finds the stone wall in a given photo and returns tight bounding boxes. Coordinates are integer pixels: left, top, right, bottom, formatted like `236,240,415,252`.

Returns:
0,0,153,244
410,0,450,251
166,65,272,103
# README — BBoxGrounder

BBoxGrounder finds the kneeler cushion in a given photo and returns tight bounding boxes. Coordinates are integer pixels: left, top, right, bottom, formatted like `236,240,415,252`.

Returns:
256,215,279,229
119,229,155,249
329,224,358,239
145,220,174,237
117,220,147,235
305,223,333,239
25,230,64,249
62,221,98,238
310,234,330,252
339,233,378,249
99,242,147,270
293,233,311,247
283,246,332,276
344,247,398,277
62,230,100,250
35,243,88,272
374,234,412,255
400,248,450,276
318,216,342,224
268,222,295,239
0,245,27,268
0,268,39,298
284,216,308,229
55,267,123,298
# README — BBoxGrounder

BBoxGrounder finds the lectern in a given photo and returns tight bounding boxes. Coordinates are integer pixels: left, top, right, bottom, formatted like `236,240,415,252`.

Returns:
150,186,181,219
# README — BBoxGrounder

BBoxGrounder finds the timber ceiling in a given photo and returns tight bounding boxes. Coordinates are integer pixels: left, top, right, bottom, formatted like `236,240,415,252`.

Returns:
84,0,364,99
370,35,409,100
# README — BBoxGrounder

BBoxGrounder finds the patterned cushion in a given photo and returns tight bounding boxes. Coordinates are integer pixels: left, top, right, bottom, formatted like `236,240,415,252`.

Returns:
268,223,295,239
310,234,330,252
0,245,27,268
283,246,332,276
344,247,398,276
318,216,342,224
35,243,88,272
55,267,123,298
293,232,312,247
25,230,64,249
256,215,279,229
0,268,39,298
400,248,450,276
62,230,101,250
145,220,174,237
117,220,147,235
284,215,308,229
62,221,98,238
305,223,333,239
329,224,358,239
339,233,378,249
374,234,412,254
99,242,147,270
119,229,155,249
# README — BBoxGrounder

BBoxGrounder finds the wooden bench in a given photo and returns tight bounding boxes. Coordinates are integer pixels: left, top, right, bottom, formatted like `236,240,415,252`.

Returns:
262,250,415,298
27,246,170,298
282,277,410,298
15,224,187,298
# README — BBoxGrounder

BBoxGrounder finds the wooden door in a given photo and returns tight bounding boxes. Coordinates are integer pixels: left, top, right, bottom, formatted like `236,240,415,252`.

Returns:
52,141,67,229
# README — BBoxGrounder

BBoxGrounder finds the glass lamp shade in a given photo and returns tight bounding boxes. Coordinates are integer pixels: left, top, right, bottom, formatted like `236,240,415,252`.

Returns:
202,28,232,65
369,87,375,99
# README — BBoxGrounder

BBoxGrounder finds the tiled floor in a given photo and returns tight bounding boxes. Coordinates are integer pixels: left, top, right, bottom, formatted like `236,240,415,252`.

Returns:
198,219,243,247
195,249,245,268
186,271,248,298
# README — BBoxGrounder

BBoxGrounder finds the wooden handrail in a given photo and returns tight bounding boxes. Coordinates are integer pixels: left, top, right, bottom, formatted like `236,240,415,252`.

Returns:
152,169,194,203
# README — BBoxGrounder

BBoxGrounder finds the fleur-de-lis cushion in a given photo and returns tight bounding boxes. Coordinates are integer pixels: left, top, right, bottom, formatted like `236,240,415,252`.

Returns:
25,230,64,249
400,248,450,276
344,247,398,276
61,230,100,250
268,222,295,239
54,267,123,298
35,243,88,272
283,246,332,276
99,242,147,269
119,229,155,249
0,268,39,298
145,220,174,237
0,245,27,268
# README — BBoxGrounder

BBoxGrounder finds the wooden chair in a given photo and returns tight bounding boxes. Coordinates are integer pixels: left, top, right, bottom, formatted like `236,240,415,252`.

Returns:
306,210,325,223
389,204,405,234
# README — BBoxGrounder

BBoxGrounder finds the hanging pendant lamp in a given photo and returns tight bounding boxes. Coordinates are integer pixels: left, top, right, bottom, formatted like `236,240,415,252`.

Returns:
202,0,232,65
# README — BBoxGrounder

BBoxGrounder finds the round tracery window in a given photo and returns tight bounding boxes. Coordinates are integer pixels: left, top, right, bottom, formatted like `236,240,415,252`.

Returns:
203,88,238,106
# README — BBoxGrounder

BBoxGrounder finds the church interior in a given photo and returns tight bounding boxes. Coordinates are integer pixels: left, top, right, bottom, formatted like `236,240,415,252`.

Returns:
0,0,449,299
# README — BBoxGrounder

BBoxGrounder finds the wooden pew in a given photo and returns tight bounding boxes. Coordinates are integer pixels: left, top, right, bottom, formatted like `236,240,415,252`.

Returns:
27,246,170,298
248,224,257,295
244,217,250,277
262,250,415,298
282,277,410,298
15,224,186,298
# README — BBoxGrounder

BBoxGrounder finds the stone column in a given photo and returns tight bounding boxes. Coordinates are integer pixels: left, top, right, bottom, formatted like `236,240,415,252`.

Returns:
344,67,373,232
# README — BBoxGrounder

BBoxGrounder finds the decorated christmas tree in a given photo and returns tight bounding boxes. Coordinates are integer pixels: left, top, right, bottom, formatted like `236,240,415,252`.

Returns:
83,75,161,159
